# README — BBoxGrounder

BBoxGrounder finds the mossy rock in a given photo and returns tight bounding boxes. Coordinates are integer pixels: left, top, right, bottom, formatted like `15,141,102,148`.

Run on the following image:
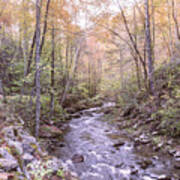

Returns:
40,125,63,138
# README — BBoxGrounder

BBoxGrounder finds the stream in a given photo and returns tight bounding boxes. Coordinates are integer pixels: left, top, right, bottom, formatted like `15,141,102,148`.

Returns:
51,103,180,180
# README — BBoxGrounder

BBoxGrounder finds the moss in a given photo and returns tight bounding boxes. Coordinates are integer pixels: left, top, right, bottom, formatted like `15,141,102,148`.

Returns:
152,136,162,146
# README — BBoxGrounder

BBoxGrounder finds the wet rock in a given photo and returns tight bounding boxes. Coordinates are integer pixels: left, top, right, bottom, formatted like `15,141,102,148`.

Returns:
138,159,153,169
122,105,134,117
72,154,84,163
139,134,151,144
174,158,180,169
168,149,176,155
66,107,76,114
0,158,18,171
104,108,113,114
157,174,171,180
113,141,125,148
153,142,164,151
166,140,173,145
115,163,123,168
83,111,93,117
40,125,63,138
174,151,180,158
152,156,159,160
131,168,138,175
135,134,151,145
70,113,81,118
152,131,158,136
59,143,65,148
104,129,110,133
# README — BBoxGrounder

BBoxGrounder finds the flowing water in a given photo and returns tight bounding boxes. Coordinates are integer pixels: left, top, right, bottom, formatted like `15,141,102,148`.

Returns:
52,103,180,180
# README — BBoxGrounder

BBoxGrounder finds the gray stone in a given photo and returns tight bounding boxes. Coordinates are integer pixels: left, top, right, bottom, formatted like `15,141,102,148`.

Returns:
157,174,171,180
21,135,37,144
174,151,180,158
168,149,176,155
7,140,23,155
0,158,18,171
139,134,151,144
23,153,34,165
113,141,125,148
0,148,15,160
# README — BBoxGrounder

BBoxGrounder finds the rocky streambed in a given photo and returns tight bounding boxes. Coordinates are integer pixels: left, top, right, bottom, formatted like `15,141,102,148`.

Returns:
49,103,180,180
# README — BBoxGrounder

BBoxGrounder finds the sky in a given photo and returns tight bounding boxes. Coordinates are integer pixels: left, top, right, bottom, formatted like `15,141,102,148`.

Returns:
77,0,136,28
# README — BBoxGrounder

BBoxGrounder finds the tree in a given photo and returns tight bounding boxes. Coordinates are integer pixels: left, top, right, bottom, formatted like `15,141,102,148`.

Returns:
145,0,154,93
35,0,41,137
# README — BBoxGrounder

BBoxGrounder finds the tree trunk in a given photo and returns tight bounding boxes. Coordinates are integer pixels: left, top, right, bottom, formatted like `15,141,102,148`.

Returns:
172,0,180,40
121,9,148,83
35,0,41,137
50,25,55,116
26,0,51,76
167,0,173,58
40,0,51,56
0,79,3,96
61,39,82,105
133,6,141,90
151,0,155,62
145,0,154,94
26,30,36,76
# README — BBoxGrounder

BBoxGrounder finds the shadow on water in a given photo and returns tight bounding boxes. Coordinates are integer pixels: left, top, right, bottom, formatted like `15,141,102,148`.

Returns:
50,103,180,180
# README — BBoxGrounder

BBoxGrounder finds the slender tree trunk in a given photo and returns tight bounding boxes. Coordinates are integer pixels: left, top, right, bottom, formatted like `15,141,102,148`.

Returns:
61,40,82,105
119,50,124,88
167,0,173,58
40,0,51,56
65,38,70,82
21,0,29,95
35,0,41,137
172,0,180,40
133,6,141,90
88,57,91,97
0,79,3,96
50,25,55,116
151,0,155,62
145,0,154,94
26,30,36,76
121,9,148,83
26,0,50,76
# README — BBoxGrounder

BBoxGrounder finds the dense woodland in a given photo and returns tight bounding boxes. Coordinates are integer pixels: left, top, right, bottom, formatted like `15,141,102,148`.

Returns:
1,0,180,135
1,0,180,179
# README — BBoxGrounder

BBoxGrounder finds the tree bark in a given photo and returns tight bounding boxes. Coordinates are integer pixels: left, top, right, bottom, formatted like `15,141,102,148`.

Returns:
145,0,154,94
167,0,173,58
151,0,155,62
26,0,51,76
60,38,82,105
26,30,36,76
40,0,51,55
50,25,55,116
172,0,180,40
133,6,141,90
35,0,41,137
121,9,148,82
